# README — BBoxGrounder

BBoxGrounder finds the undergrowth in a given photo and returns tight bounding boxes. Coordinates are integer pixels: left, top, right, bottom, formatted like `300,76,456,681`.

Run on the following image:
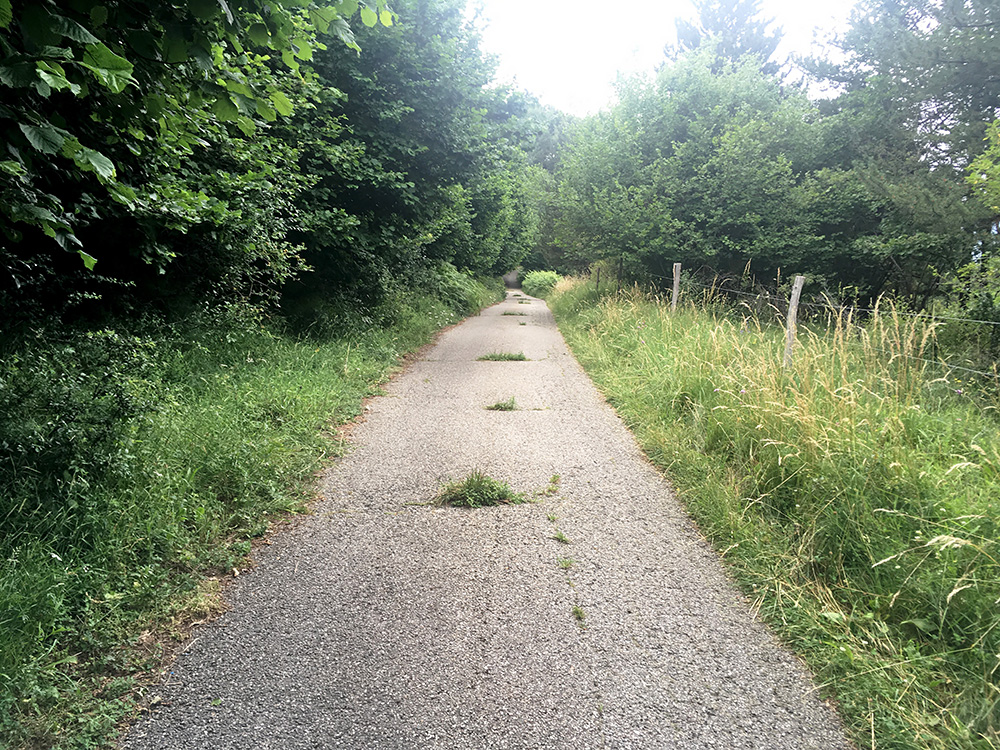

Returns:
0,278,503,749
550,276,1000,750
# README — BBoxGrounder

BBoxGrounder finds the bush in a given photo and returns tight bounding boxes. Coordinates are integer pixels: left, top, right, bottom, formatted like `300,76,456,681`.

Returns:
521,270,561,299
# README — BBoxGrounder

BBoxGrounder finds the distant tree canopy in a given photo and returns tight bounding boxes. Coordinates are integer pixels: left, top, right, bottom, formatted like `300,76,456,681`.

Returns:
0,0,539,333
528,0,999,305
669,0,783,73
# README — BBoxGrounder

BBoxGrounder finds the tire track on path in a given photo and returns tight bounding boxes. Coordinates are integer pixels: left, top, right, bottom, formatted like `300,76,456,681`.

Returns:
122,290,850,749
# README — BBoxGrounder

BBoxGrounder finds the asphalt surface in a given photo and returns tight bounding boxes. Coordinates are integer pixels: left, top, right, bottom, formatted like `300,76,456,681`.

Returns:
121,291,852,749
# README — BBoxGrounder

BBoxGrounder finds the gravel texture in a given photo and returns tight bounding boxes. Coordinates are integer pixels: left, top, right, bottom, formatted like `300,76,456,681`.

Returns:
121,291,851,749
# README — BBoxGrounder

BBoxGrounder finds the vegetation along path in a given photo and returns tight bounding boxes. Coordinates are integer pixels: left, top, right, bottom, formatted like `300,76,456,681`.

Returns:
122,291,850,749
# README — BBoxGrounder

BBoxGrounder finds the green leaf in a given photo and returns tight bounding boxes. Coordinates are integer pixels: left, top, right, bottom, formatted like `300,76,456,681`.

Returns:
78,250,97,270
359,6,377,27
216,0,234,25
337,0,359,17
0,0,13,29
330,17,359,52
247,22,270,45
292,37,313,61
236,116,255,137
309,7,337,34
188,0,220,21
280,48,300,71
162,28,189,63
256,100,277,122
81,43,134,93
50,14,100,44
379,9,393,26
223,76,253,97
19,122,66,155
0,160,26,176
212,94,239,121
90,6,108,27
0,62,40,88
269,89,294,116
75,147,116,180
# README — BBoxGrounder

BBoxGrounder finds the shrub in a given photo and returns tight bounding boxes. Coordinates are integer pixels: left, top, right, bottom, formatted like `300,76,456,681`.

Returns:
522,270,561,299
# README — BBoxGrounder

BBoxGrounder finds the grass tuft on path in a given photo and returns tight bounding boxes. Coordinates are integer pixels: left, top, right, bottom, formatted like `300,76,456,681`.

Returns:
477,352,528,361
434,471,525,508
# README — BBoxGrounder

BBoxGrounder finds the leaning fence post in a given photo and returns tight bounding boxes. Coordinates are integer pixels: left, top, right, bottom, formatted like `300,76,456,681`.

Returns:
671,262,681,311
784,275,806,368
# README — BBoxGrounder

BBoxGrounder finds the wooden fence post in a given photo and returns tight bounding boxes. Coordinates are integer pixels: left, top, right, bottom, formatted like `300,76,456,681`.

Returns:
784,275,806,369
671,262,681,311
617,254,623,295
595,266,600,295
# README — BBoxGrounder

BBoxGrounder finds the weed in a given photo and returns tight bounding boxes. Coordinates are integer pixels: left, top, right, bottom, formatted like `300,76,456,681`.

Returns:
517,300,531,305
434,471,525,508
557,557,575,569
519,322,527,326
477,352,528,361
547,512,558,522
571,605,586,623
502,312,527,316
485,397,518,411
552,529,571,544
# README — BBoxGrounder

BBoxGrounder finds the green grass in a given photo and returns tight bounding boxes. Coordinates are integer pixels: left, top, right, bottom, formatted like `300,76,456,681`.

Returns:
501,311,527,316
557,557,575,569
571,604,586,624
552,529,571,544
485,397,518,411
434,471,525,508
0,282,504,749
477,351,528,361
550,277,1000,750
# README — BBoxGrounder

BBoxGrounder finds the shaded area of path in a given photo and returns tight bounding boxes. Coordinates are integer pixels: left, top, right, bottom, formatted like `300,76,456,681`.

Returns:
122,291,851,749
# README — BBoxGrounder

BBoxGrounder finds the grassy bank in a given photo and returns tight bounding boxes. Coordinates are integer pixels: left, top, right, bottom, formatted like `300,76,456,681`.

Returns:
0,275,502,749
550,278,999,750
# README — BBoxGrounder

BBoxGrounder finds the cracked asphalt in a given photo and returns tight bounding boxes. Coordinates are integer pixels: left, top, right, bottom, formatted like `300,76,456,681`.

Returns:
121,290,851,749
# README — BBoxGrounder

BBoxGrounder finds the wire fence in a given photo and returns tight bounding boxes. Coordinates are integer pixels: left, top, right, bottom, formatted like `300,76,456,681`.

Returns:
624,266,1000,381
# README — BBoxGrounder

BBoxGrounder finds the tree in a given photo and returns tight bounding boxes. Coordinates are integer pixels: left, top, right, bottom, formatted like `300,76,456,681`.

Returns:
668,0,783,74
0,0,392,325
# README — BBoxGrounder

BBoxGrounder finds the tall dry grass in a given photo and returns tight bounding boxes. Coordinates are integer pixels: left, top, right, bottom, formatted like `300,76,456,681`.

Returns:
552,279,999,750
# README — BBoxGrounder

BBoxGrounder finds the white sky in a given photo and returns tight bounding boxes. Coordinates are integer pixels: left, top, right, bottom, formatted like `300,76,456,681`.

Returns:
473,0,859,116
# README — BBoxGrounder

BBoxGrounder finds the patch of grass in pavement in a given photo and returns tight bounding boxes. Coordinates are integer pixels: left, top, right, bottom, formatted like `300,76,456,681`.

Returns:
552,529,571,544
571,605,586,624
477,352,528,361
557,557,575,569
435,471,526,508
485,397,518,411
501,312,527,316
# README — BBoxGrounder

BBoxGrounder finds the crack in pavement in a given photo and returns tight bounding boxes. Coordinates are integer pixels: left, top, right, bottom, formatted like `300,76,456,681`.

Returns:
122,291,851,749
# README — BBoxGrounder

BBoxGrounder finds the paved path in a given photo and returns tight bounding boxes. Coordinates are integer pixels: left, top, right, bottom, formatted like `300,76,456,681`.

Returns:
122,291,851,749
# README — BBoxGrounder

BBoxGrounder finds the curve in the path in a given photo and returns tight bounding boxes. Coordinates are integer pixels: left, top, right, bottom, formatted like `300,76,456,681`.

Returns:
122,291,851,750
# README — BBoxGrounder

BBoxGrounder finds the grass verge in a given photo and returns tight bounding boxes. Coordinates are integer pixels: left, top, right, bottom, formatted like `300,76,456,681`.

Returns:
550,277,999,750
0,281,503,749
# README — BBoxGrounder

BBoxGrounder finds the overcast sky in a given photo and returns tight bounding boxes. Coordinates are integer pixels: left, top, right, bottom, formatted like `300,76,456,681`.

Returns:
472,0,859,116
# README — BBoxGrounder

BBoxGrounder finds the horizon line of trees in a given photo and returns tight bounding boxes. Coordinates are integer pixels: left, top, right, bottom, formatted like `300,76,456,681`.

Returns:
522,0,1000,318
